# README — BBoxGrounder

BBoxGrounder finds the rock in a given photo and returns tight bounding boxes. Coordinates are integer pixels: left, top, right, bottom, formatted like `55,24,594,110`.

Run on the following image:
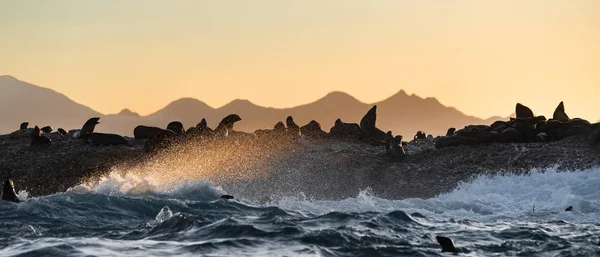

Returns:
565,206,573,212
435,136,478,149
220,195,234,200
286,116,300,137
590,127,600,145
40,126,53,134
414,131,426,140
446,128,456,136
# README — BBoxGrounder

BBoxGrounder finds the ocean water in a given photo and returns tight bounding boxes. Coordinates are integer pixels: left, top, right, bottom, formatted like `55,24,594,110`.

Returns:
1,167,600,256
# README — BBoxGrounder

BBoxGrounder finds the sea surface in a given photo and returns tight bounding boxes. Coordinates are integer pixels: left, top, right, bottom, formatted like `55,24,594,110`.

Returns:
1,167,600,256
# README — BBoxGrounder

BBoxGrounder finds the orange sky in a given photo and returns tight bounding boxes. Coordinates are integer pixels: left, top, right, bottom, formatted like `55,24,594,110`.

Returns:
1,1,599,120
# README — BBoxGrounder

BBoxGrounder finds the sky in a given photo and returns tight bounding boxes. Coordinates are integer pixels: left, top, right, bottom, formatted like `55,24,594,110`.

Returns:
1,1,599,120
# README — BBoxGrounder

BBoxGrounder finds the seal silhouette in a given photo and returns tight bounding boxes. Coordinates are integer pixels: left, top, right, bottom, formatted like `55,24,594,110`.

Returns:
1,179,20,203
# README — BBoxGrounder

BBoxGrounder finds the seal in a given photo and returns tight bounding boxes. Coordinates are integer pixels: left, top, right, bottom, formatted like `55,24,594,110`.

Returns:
167,121,185,134
1,179,20,203
446,128,456,137
414,131,426,140
553,101,570,122
387,135,406,160
300,120,327,138
57,128,67,136
88,133,132,146
41,126,53,134
286,116,300,137
359,105,386,141
30,125,51,145
220,195,234,200
516,103,534,119
329,118,362,140
435,236,458,253
384,131,393,151
19,122,29,130
215,114,242,137
76,117,100,140
134,125,176,139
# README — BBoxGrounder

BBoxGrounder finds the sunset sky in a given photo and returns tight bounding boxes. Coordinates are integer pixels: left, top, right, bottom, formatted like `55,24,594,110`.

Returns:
1,1,599,120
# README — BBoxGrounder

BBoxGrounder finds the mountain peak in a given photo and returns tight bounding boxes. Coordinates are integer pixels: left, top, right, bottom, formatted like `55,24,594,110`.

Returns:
117,108,140,117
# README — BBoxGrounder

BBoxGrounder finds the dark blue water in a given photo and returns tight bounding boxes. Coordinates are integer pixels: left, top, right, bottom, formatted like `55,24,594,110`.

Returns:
1,168,600,256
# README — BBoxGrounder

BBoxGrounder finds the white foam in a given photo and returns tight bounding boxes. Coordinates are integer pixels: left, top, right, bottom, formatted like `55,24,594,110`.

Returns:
275,167,600,223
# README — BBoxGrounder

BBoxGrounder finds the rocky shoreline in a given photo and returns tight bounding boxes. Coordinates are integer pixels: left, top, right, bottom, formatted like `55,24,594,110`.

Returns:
1,102,599,200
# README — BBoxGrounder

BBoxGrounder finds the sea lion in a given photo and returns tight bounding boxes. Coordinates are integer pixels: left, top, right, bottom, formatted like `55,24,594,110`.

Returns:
414,131,426,140
516,103,534,119
446,128,456,137
384,131,393,151
19,122,29,130
30,126,51,145
435,236,458,253
197,118,208,129
286,116,301,137
76,117,100,140
1,179,20,203
215,114,242,137
167,121,185,134
134,125,176,139
274,121,286,134
359,105,386,141
300,120,327,138
435,135,478,149
40,126,53,134
387,135,406,160
57,128,67,136
553,101,570,122
329,118,362,140
88,133,132,146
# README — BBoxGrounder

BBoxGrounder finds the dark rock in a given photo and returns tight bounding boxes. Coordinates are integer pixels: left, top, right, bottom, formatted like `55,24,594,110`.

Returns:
220,195,234,200
435,136,478,149
565,206,573,212
446,128,456,136
274,121,286,133
436,236,458,253
590,127,600,145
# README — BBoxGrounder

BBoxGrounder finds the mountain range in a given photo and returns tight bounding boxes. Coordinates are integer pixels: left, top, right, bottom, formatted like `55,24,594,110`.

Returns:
0,75,503,137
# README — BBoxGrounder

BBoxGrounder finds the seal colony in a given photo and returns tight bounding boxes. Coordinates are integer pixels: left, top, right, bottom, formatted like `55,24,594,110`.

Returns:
1,101,599,199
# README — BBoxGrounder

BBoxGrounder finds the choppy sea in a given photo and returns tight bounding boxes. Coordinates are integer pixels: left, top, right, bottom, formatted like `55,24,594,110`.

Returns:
1,167,600,256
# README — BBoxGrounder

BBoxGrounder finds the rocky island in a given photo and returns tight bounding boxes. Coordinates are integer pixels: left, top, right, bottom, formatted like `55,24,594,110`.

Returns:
1,102,599,201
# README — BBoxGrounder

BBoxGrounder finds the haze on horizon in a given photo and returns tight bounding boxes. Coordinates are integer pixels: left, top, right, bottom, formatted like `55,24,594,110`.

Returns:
1,1,599,121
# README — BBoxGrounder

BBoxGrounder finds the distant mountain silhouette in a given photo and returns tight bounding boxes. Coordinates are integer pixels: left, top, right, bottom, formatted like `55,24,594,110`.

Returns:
0,75,502,137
